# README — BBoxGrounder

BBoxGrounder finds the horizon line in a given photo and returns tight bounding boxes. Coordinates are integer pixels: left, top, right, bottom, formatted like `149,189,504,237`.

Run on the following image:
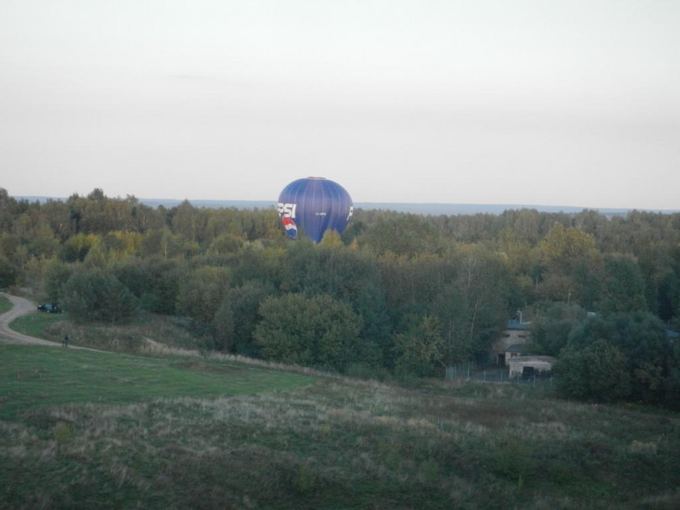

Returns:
13,195,680,215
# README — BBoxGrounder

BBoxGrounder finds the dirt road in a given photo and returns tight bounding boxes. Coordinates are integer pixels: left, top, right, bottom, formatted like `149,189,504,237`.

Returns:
0,293,60,347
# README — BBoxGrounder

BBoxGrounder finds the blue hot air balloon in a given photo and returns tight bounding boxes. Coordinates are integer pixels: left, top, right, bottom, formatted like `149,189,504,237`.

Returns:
277,177,353,243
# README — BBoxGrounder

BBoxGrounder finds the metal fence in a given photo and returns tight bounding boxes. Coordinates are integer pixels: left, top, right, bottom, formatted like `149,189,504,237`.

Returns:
445,363,554,385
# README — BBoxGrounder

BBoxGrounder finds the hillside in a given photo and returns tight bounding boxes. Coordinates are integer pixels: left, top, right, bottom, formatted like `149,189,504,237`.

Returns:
1,344,679,509
10,310,211,353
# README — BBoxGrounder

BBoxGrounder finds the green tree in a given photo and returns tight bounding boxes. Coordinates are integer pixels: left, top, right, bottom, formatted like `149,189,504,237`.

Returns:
62,268,138,323
359,213,443,257
176,266,230,324
530,302,587,356
213,281,273,355
280,243,390,363
567,312,670,403
0,254,17,289
555,340,631,402
0,234,20,265
598,254,647,313
231,244,286,288
212,296,235,352
394,316,444,377
60,233,99,263
223,281,274,356
254,294,362,371
171,200,206,244
118,258,183,314
537,224,602,307
0,188,18,233
664,340,680,408
44,259,74,302
25,222,59,258
432,247,512,364
207,233,243,256
139,228,196,259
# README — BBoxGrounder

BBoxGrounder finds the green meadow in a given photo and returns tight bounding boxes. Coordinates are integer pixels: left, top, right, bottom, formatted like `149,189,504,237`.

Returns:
2,344,680,509
0,345,310,420
8,311,62,339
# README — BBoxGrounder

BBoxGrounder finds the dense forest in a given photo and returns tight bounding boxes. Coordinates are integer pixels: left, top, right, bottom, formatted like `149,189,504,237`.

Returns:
1,187,679,407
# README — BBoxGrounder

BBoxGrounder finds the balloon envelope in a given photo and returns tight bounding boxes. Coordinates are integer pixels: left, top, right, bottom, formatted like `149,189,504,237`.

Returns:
277,177,353,243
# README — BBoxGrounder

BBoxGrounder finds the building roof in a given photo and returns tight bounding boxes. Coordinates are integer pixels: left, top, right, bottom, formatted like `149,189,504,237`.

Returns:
506,343,530,353
506,319,531,331
509,355,556,364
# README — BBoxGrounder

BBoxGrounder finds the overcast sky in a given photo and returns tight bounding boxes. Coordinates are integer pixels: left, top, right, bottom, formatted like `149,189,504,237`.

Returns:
1,0,678,209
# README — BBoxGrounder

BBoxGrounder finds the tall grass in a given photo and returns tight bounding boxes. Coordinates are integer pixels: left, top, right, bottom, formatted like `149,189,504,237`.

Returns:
2,344,679,509
10,311,209,352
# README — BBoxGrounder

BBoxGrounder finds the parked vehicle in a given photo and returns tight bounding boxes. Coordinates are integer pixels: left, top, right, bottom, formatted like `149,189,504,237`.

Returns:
37,303,61,313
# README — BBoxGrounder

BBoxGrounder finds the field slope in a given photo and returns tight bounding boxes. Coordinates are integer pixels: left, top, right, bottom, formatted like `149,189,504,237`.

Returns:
2,344,680,509
0,345,311,420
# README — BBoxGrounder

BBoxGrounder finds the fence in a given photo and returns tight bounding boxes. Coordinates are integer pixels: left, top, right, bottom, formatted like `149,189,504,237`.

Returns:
445,363,554,385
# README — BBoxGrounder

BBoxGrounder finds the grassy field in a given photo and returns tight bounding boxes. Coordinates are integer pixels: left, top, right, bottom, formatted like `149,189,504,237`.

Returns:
1,345,679,509
0,295,11,314
0,345,311,420
9,311,62,338
10,311,209,352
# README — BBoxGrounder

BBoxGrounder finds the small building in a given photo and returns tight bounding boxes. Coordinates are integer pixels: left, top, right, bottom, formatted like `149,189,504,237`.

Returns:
491,319,531,366
504,343,531,365
508,355,556,379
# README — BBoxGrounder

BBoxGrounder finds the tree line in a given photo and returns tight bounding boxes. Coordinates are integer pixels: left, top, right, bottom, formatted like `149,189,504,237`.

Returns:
1,188,679,406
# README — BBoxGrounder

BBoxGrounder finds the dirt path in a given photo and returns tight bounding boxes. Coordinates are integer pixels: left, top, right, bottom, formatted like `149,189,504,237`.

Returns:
0,293,60,346
0,294,114,354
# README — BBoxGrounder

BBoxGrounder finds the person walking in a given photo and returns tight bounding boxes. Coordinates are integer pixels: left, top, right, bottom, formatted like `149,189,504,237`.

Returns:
63,334,69,348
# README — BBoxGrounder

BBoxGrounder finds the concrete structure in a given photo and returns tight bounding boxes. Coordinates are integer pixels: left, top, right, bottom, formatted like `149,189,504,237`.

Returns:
508,355,556,379
504,343,531,365
491,319,531,366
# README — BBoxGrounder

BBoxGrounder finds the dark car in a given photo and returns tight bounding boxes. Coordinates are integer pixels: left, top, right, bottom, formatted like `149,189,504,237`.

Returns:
37,303,62,313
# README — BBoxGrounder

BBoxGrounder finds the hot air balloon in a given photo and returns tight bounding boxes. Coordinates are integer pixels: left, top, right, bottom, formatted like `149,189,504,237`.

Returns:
277,177,353,243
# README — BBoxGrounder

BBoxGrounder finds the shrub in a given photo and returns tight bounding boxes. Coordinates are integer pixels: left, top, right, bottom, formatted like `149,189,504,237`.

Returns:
254,293,362,371
62,268,138,323
114,257,182,315
212,281,273,354
176,266,230,324
0,254,17,289
555,340,631,401
44,259,73,302
530,302,586,356
393,315,444,377
567,312,670,402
